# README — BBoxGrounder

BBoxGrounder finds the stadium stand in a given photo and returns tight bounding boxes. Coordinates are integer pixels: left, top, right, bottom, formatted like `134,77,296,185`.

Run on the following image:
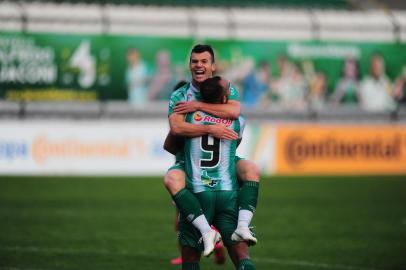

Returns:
0,1,402,39
6,0,351,9
0,0,405,122
314,10,395,41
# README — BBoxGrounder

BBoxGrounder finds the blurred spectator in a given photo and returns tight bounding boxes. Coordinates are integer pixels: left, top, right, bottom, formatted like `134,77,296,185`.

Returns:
308,71,327,110
223,57,254,90
276,54,293,79
241,60,271,107
125,48,148,106
329,58,361,107
359,53,395,111
393,64,406,106
271,61,307,110
148,50,175,101
301,59,316,87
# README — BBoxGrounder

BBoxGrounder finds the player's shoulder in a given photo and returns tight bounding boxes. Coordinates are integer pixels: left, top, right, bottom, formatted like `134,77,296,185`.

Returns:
228,83,239,96
170,82,190,99
227,83,240,101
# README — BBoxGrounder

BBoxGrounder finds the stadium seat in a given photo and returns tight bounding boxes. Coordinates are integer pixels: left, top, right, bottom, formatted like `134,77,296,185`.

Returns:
0,2,22,31
106,5,189,36
230,8,313,40
314,10,395,41
392,11,406,42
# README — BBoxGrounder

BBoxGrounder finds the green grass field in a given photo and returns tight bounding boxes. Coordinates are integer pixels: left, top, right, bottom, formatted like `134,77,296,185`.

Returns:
0,176,405,270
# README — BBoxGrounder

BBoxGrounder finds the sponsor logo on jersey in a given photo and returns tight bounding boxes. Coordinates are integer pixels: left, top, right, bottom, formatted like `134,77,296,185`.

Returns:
201,170,220,188
202,178,218,187
202,115,232,126
194,112,203,122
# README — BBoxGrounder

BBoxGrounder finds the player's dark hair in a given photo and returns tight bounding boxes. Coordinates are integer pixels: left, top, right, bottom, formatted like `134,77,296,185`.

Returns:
172,80,188,92
190,44,215,63
200,76,226,104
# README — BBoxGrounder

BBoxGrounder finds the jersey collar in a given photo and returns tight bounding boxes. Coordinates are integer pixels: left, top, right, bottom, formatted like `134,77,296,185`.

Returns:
190,82,200,93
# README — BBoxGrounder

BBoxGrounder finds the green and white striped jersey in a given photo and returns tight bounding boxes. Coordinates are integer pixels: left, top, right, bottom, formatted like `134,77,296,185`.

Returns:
184,111,245,193
167,81,242,193
168,82,239,116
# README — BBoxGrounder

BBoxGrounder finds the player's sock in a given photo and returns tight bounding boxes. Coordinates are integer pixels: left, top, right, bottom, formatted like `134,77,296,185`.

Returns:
182,261,200,270
192,215,212,234
237,210,253,228
173,188,211,234
238,258,256,270
238,181,259,228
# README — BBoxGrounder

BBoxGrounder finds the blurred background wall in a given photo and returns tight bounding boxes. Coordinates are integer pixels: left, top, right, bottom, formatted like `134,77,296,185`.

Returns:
0,0,405,176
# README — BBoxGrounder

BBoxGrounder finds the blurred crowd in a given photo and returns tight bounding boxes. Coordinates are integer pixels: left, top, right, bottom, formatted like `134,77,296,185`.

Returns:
125,48,406,112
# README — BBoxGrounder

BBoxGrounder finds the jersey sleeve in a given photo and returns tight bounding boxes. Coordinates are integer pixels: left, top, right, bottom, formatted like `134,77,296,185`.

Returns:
228,83,240,101
238,115,246,139
168,88,187,116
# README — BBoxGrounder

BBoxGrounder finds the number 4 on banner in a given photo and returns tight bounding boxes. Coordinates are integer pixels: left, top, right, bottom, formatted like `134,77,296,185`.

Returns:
69,40,96,88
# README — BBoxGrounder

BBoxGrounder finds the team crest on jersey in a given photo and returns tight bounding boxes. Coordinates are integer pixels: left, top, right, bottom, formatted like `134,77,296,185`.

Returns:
201,170,219,188
194,112,203,122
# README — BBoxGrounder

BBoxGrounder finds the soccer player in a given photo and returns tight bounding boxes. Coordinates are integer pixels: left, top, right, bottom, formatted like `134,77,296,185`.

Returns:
177,76,255,270
164,44,260,257
169,80,226,266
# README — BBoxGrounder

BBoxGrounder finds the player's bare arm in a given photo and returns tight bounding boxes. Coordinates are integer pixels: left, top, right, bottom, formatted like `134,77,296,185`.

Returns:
173,100,240,119
169,112,238,140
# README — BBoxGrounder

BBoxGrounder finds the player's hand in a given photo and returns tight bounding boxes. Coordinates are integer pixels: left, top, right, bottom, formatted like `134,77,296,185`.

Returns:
208,124,238,140
174,101,201,114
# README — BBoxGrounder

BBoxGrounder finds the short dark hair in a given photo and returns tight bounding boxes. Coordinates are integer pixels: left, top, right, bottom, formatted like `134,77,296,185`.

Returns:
190,44,215,63
200,76,226,104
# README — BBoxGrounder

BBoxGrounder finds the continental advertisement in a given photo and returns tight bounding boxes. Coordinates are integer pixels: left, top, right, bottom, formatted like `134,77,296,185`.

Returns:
1,120,405,176
0,120,173,175
275,125,406,175
1,32,406,101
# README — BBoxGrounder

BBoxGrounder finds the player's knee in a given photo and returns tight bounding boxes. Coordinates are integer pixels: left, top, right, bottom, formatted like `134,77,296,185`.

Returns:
238,160,260,182
164,170,186,195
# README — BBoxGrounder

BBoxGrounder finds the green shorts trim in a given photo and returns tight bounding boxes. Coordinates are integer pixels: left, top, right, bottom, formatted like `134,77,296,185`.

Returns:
178,190,238,249
167,152,186,172
167,160,185,172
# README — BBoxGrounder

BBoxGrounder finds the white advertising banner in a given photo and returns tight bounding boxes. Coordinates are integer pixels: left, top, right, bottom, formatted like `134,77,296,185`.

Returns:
0,120,174,175
0,119,277,176
236,122,277,175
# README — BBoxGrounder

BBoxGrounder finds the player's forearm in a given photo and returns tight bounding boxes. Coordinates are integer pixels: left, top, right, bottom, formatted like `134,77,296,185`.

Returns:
170,120,210,137
197,101,240,119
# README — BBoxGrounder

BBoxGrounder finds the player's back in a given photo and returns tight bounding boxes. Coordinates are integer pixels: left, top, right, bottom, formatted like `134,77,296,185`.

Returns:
184,111,244,193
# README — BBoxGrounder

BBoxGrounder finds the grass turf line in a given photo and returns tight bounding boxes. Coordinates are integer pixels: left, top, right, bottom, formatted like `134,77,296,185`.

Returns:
0,175,405,270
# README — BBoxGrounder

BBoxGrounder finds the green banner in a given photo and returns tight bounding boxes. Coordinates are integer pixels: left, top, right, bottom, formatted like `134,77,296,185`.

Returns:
207,39,406,94
0,31,405,102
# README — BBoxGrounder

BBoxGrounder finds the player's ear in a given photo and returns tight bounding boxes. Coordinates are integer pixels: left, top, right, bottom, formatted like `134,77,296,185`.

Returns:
211,62,216,73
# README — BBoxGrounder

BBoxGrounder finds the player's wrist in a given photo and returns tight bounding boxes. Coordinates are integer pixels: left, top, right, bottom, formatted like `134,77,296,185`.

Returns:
195,101,203,111
206,125,213,135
